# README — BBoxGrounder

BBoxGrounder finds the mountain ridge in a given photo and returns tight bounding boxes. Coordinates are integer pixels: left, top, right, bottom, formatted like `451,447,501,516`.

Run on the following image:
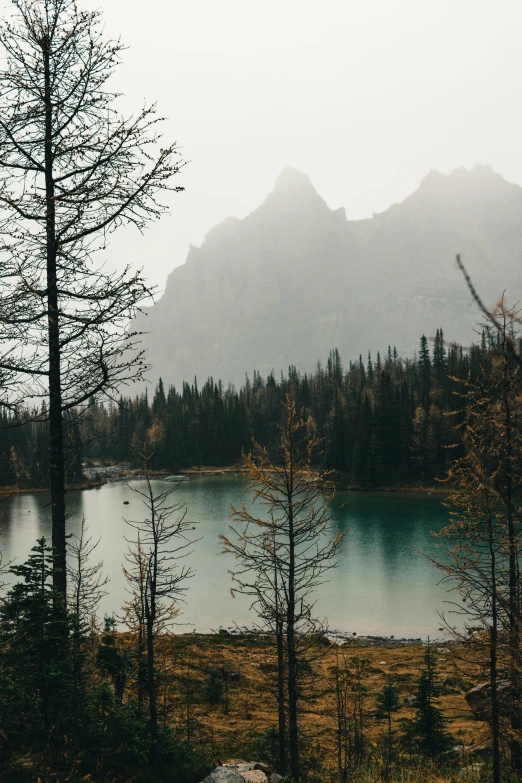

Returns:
134,165,522,389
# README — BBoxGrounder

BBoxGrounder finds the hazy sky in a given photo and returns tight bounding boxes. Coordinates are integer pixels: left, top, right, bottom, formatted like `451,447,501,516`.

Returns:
81,0,522,292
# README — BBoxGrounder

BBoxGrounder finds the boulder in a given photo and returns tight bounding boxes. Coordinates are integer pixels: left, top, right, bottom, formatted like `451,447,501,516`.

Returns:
202,761,274,783
240,771,267,783
465,681,511,720
270,775,283,783
202,768,245,783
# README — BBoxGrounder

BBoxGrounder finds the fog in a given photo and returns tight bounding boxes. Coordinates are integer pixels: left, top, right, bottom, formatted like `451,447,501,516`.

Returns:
79,0,522,292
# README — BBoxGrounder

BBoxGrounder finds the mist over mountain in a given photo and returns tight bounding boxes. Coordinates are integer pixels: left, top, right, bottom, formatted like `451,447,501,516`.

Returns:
134,164,522,390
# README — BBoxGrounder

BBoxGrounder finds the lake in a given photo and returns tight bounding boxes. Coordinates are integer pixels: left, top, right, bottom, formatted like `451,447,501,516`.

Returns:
0,477,454,639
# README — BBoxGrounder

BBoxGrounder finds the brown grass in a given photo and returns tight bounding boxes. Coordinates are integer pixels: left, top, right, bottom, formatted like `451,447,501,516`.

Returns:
149,633,485,768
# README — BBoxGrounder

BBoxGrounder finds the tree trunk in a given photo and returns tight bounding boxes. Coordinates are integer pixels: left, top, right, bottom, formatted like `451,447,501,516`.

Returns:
487,505,501,783
286,481,299,783
274,546,287,776
224,674,229,715
137,622,145,718
490,618,501,783
186,658,191,743
426,640,432,750
355,662,364,760
146,613,158,758
276,612,287,776
335,656,345,783
503,358,521,772
43,36,67,604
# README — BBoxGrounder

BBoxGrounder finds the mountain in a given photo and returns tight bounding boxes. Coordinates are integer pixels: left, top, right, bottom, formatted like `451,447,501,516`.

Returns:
133,164,522,389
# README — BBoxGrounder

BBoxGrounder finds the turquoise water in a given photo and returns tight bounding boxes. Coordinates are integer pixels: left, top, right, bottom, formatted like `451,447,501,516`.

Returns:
0,477,452,638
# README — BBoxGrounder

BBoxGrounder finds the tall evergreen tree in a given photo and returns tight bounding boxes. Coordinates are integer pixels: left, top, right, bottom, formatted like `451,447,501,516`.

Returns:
410,641,451,756
418,335,432,410
376,679,401,759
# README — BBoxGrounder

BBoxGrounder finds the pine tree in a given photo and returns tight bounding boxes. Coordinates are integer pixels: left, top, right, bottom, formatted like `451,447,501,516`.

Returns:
367,352,374,386
96,616,129,704
419,335,432,410
376,679,400,759
410,640,450,756
0,538,71,740
358,355,366,387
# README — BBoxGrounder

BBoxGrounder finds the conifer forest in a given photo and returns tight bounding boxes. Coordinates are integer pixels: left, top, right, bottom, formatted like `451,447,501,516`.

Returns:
0,330,499,491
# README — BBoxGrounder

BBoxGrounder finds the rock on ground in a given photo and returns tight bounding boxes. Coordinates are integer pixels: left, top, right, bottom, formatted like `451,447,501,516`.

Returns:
240,771,267,783
203,760,274,783
202,768,245,783
465,680,511,720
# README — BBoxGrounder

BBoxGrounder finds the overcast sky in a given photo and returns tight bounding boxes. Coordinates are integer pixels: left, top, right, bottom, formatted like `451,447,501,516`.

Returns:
80,0,522,292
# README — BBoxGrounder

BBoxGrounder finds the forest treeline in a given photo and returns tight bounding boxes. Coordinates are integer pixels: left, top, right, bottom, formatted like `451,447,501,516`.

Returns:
0,329,501,489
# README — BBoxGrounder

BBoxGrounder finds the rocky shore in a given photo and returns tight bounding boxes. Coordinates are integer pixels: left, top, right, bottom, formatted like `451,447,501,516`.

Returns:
81,462,448,493
201,625,447,647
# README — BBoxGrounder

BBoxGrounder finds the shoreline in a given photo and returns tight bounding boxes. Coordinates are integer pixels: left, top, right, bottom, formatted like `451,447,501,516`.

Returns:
172,629,455,648
6,464,450,497
0,478,107,495
0,466,450,498
77,460,453,494
340,483,450,495
179,467,450,494
178,469,450,494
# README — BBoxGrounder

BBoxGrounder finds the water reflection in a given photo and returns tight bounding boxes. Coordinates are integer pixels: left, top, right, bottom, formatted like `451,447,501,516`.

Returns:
0,479,450,638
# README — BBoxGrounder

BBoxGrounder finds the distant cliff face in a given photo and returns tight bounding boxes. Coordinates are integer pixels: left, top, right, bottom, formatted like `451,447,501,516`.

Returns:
133,164,522,389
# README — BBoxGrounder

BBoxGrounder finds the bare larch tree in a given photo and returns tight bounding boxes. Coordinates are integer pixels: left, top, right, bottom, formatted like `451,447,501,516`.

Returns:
123,464,196,760
0,0,183,602
67,519,108,737
453,260,522,775
221,396,343,782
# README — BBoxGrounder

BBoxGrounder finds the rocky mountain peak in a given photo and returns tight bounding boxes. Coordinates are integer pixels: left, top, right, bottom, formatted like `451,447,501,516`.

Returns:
260,167,329,214
415,164,516,204
274,166,316,193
